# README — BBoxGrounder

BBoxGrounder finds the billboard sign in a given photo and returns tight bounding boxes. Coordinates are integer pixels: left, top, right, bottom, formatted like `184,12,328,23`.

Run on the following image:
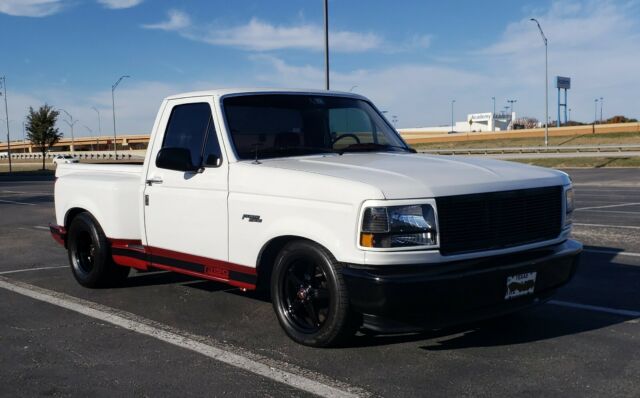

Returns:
468,112,492,122
556,76,571,89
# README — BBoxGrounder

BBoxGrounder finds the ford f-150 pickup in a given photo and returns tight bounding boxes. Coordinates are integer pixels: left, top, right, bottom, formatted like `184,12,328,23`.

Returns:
51,88,581,347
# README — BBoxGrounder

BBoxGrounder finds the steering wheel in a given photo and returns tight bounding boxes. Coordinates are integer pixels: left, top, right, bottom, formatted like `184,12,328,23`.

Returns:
332,133,361,145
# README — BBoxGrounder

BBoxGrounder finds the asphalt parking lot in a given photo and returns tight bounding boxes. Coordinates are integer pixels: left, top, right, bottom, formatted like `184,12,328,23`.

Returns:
0,168,639,397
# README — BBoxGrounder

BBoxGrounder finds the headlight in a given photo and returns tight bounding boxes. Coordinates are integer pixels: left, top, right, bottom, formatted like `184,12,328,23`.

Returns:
360,204,437,248
565,187,574,226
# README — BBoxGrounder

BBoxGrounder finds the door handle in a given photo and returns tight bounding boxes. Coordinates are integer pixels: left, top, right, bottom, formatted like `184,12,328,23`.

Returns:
146,177,163,186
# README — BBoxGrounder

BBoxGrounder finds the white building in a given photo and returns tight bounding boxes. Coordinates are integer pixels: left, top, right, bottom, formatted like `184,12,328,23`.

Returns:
456,112,515,132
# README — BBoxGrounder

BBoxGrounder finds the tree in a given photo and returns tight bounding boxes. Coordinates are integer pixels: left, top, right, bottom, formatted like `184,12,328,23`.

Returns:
514,117,539,129
26,104,62,170
607,115,638,124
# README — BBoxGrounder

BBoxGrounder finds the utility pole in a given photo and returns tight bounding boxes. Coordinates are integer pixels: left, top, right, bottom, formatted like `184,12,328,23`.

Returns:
530,19,548,146
594,99,598,124
112,75,130,158
1,76,12,172
323,0,329,90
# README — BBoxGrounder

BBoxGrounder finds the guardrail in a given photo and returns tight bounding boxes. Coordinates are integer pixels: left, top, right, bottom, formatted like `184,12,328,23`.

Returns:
419,144,640,155
0,151,145,161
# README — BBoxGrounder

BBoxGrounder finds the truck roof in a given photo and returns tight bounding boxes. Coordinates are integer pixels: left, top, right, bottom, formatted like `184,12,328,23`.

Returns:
164,88,366,100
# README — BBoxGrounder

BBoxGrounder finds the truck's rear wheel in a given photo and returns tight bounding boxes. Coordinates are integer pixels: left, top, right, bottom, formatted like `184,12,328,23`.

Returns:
67,212,130,288
271,240,359,347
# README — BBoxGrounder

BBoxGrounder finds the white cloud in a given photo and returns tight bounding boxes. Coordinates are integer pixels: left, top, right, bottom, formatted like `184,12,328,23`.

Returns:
97,0,143,10
0,0,63,17
142,9,191,31
144,12,384,53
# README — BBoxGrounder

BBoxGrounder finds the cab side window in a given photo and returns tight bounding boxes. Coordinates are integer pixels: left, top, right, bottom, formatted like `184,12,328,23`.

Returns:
161,103,222,168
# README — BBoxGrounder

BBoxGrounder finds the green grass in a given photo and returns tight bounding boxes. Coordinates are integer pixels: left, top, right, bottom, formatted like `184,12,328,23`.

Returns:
509,157,640,168
411,131,640,150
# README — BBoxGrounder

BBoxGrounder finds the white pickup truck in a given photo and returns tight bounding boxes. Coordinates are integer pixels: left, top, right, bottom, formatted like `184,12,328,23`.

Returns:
51,88,581,347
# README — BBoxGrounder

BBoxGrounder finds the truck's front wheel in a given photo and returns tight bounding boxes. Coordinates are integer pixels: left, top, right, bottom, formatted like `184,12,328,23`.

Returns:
271,241,359,347
67,212,130,288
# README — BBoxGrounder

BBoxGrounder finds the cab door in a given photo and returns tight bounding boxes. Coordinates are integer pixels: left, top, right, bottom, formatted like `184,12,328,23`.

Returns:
143,97,228,267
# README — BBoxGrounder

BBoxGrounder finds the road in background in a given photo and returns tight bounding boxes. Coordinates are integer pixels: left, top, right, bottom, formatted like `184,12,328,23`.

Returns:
0,169,638,397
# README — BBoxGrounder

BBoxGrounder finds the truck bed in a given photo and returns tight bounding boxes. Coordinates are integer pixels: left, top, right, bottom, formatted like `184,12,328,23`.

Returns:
54,163,144,241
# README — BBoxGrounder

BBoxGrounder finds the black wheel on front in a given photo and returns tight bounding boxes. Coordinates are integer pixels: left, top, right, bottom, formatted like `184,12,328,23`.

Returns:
67,212,130,288
271,240,360,347
282,258,331,334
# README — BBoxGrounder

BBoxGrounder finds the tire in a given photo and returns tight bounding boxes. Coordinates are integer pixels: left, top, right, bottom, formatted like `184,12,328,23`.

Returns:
271,240,359,347
66,212,130,288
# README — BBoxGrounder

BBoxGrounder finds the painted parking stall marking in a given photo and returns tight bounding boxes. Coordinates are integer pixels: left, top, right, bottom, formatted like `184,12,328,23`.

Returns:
0,276,368,398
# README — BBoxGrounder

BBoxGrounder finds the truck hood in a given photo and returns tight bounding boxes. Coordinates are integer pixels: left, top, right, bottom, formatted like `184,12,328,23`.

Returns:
258,152,570,199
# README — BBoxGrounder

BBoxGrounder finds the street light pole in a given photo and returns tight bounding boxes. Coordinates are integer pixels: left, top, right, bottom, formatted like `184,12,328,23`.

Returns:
491,96,496,131
530,18,548,146
599,97,603,124
594,99,598,124
507,99,517,115
60,109,78,152
111,75,130,158
451,99,456,133
1,76,12,172
568,108,572,122
323,0,329,90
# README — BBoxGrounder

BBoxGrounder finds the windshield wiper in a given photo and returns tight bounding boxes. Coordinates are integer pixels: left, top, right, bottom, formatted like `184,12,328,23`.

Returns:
338,143,416,155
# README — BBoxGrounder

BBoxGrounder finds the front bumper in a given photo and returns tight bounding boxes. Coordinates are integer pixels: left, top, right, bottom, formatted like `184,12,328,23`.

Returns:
343,239,582,332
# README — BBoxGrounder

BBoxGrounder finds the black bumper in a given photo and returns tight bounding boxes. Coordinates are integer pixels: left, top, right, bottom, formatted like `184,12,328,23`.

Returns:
343,239,582,332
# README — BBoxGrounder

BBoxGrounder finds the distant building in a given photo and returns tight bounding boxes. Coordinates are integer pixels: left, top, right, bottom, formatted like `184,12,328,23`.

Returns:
399,111,515,135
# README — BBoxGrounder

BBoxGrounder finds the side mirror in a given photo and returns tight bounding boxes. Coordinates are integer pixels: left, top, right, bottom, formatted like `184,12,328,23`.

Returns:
156,147,199,172
205,154,222,167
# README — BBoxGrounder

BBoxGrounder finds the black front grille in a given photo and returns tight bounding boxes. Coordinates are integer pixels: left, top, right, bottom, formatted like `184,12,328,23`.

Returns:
436,186,563,255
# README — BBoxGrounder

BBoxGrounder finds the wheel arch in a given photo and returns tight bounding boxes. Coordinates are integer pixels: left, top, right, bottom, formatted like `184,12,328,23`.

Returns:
256,235,330,293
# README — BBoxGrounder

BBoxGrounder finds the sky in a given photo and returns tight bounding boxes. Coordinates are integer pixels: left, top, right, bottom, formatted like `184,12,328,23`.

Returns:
0,0,639,138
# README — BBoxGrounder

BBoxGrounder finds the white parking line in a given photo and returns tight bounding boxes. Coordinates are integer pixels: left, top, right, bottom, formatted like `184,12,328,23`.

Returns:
549,300,640,318
0,277,366,398
584,249,640,258
575,202,640,211
574,223,640,230
1,190,53,195
33,226,50,230
0,199,36,206
577,210,640,215
0,266,67,275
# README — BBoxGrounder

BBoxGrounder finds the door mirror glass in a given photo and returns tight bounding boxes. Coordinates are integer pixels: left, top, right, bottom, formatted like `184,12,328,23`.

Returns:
204,154,221,167
156,147,198,172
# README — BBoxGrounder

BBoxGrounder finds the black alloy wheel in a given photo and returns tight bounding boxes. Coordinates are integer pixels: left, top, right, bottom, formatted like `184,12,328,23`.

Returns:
271,240,359,347
67,212,130,288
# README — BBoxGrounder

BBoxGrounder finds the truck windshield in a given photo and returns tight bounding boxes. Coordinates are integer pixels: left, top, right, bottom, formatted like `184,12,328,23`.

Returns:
222,94,410,160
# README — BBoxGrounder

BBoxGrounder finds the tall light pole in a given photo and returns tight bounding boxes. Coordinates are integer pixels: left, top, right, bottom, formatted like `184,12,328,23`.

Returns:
530,18,548,146
450,99,456,133
112,75,130,158
1,76,11,172
599,97,603,124
568,108,572,122
83,124,94,151
594,98,598,124
349,85,358,92
59,109,78,152
323,0,329,90
491,96,496,131
507,99,517,115
92,106,102,137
